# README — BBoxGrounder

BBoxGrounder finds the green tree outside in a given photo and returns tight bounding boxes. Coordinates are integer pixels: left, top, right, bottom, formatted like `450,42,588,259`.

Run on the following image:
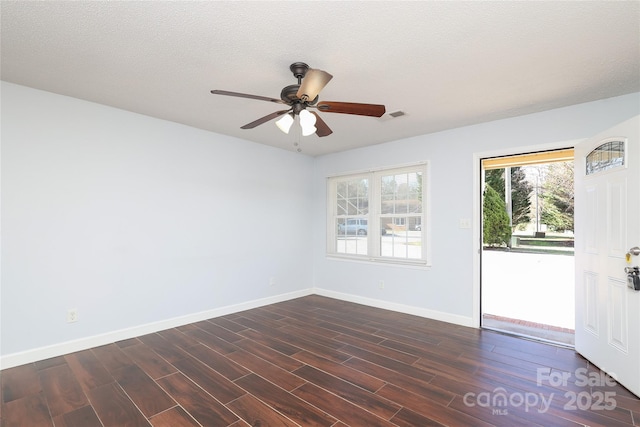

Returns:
484,168,532,230
483,184,512,246
541,162,574,232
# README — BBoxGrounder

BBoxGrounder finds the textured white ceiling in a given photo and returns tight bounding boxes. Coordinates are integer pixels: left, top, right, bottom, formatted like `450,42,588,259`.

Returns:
1,1,639,156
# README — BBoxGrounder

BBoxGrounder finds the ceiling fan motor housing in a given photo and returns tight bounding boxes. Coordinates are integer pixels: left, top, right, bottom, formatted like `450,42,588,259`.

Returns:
280,85,318,110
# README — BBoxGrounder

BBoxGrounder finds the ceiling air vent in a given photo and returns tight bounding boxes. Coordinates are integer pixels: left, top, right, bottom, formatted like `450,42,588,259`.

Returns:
388,110,405,118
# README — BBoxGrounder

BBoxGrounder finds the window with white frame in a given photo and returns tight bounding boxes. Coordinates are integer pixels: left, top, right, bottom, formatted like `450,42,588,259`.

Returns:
327,163,429,266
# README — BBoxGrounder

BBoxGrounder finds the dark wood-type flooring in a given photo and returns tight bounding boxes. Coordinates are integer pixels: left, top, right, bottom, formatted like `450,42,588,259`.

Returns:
1,295,639,426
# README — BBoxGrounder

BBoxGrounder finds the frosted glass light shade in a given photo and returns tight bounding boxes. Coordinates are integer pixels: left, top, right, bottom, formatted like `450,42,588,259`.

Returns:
275,113,294,134
299,110,317,136
299,109,316,127
301,125,317,136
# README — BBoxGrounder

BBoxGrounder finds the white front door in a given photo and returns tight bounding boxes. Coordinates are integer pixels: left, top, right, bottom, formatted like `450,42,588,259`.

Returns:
574,115,640,397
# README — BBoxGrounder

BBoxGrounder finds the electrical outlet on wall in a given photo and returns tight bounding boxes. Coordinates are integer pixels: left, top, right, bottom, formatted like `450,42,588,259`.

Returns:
269,277,277,286
67,308,78,323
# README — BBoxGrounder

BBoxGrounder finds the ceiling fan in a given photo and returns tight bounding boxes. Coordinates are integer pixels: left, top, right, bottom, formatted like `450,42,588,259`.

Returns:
211,62,386,137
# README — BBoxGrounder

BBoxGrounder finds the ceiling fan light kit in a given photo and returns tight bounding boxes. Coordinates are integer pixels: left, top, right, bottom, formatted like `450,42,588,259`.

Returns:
298,109,317,136
301,127,317,137
211,62,386,140
301,125,317,137
275,113,294,134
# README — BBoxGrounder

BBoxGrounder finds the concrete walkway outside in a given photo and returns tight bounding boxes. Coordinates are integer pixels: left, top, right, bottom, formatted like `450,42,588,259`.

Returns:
482,249,575,332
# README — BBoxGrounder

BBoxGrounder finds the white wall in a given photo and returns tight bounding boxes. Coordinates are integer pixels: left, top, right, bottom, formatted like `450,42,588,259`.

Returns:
2,81,639,367
1,82,314,365
312,93,640,325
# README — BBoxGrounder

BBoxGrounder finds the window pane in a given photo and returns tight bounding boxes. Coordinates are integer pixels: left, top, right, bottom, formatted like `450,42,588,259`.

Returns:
586,141,624,175
380,216,422,259
337,198,347,215
336,217,368,255
380,172,423,216
334,177,369,256
336,178,368,216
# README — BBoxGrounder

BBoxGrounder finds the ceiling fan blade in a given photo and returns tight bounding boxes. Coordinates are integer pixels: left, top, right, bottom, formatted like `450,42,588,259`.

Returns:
296,69,333,101
211,90,286,104
317,101,386,117
240,109,290,129
311,112,333,137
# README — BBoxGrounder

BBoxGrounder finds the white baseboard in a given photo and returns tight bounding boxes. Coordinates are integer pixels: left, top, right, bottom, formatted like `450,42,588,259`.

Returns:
0,288,314,370
313,288,475,328
1,287,473,369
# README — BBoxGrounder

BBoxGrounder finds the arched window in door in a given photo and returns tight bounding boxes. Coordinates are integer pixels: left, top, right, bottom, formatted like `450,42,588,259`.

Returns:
586,140,625,175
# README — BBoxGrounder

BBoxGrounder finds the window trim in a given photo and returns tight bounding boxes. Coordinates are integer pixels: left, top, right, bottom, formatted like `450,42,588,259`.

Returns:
326,162,431,268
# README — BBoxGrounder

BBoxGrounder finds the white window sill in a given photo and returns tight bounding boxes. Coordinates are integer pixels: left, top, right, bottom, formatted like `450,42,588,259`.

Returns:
326,254,432,270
